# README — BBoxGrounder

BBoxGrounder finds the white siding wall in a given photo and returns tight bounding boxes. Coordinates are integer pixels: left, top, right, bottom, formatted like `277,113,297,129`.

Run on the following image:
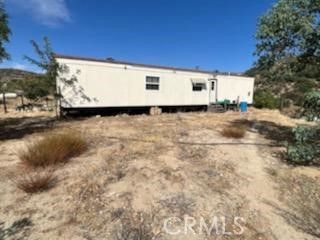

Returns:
57,58,211,108
56,57,255,108
216,75,254,104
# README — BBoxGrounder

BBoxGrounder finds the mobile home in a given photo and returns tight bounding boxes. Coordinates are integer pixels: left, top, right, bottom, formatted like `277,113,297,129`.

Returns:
55,54,254,113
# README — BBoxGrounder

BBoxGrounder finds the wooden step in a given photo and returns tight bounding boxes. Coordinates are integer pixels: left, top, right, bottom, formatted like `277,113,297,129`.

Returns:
208,104,227,113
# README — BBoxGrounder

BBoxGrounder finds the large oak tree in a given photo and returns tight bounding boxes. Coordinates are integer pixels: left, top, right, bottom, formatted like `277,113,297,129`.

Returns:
255,0,320,74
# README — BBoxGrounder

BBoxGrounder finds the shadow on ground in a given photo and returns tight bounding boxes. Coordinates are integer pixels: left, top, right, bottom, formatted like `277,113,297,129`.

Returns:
0,117,57,141
231,119,294,143
0,115,295,144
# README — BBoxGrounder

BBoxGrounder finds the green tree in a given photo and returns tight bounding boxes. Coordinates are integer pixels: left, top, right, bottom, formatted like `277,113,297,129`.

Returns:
25,37,91,115
251,0,319,107
254,89,280,109
0,1,11,62
255,0,320,71
22,76,51,101
24,37,81,97
24,37,59,95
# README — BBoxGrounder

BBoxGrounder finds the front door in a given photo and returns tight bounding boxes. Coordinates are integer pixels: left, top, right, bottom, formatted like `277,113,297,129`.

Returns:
209,80,217,103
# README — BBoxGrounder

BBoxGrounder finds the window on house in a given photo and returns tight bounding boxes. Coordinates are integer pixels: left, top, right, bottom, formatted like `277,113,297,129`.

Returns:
146,76,160,90
191,79,206,91
211,81,215,90
192,84,203,91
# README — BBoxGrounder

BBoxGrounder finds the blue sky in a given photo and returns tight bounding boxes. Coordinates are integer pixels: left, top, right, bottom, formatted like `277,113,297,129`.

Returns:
3,0,275,73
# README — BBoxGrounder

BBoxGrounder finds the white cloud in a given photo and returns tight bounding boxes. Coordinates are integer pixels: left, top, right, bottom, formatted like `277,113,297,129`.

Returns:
9,0,71,27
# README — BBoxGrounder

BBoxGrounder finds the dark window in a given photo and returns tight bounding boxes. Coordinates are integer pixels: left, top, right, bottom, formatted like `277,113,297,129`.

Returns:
192,85,203,91
146,76,159,90
211,81,215,90
146,84,159,90
192,82,206,91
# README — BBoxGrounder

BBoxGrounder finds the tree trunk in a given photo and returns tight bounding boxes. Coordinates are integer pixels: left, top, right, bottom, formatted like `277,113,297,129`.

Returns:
2,92,7,113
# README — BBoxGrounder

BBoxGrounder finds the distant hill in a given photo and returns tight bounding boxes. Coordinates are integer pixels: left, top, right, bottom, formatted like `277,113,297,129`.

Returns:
0,68,40,82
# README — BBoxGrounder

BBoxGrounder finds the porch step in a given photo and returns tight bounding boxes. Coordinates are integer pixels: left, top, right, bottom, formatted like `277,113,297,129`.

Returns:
208,104,227,113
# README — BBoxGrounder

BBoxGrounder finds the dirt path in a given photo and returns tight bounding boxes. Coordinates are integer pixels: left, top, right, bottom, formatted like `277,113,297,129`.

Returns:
232,131,315,240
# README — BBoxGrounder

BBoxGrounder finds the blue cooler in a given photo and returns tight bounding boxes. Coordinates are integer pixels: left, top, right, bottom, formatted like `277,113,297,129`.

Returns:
240,102,248,112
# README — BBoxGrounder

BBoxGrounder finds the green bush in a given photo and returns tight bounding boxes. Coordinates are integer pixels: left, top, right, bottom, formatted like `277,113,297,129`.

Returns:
294,79,316,93
286,125,319,165
303,91,320,121
292,125,316,143
286,144,316,165
254,90,280,109
282,91,305,106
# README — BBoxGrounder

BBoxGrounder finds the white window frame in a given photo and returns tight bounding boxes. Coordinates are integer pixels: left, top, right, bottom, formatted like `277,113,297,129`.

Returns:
146,76,160,90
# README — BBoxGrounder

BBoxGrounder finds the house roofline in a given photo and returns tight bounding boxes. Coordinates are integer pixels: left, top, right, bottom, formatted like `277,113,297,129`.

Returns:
54,53,245,77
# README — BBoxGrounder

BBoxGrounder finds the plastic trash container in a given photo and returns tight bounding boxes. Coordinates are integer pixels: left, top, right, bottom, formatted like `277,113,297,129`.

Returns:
240,102,248,112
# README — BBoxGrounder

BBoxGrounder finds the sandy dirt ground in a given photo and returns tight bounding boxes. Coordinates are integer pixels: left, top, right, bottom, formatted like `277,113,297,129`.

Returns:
0,109,319,240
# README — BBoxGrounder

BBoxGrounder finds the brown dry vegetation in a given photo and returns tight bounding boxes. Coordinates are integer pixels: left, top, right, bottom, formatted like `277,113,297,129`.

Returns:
8,130,87,194
0,109,319,240
9,168,56,193
112,210,162,240
221,125,247,138
18,130,87,168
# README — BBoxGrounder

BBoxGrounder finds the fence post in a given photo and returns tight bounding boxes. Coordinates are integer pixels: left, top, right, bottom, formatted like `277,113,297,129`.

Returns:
1,82,8,114
2,91,7,113
280,96,284,111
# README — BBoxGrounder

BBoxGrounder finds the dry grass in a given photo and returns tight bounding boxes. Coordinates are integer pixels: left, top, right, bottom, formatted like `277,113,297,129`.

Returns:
10,168,56,193
221,125,246,138
113,211,161,240
270,172,320,238
19,130,87,168
158,193,196,217
179,145,208,162
1,110,318,238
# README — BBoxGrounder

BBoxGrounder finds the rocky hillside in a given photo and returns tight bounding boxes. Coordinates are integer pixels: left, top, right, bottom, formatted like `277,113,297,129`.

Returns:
0,68,39,82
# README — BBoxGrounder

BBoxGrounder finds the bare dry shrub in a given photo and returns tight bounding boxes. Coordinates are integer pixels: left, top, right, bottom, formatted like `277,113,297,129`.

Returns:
179,145,208,162
221,125,246,138
113,211,161,240
10,168,56,193
19,130,87,167
204,198,276,240
159,167,185,185
111,208,125,221
72,180,109,238
158,193,195,217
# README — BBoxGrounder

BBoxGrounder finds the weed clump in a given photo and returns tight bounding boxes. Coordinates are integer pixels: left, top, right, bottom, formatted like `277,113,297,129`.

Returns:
10,168,56,193
113,211,160,240
19,130,87,167
221,125,246,138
